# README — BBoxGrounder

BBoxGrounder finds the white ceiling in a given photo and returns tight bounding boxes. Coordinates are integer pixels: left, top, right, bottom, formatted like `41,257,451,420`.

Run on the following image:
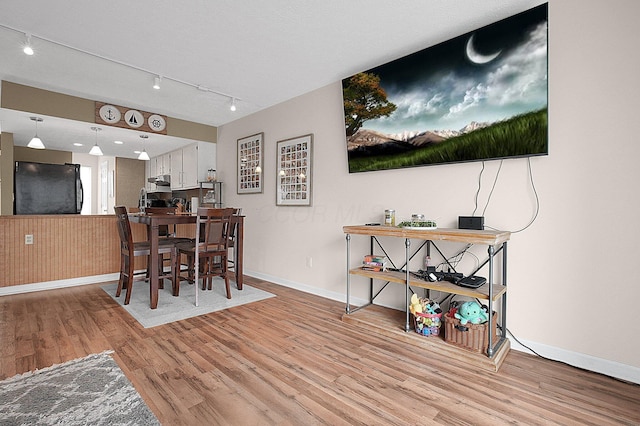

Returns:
0,0,544,159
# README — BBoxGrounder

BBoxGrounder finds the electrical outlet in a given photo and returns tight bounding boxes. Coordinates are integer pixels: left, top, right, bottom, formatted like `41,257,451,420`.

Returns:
25,234,34,245
306,257,313,268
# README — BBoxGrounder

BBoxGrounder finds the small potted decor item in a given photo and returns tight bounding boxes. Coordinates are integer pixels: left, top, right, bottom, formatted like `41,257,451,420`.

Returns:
397,215,437,230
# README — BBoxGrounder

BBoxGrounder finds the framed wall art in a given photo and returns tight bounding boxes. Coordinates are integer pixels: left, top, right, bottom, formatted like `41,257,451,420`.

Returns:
237,132,264,194
276,134,313,206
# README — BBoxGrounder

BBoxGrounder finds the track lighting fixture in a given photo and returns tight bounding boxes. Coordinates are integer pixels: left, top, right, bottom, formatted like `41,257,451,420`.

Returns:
138,134,150,160
89,127,104,156
28,117,45,149
1,23,245,130
23,33,34,55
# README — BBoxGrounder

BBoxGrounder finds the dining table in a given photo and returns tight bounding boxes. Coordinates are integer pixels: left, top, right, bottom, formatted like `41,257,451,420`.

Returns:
128,211,244,309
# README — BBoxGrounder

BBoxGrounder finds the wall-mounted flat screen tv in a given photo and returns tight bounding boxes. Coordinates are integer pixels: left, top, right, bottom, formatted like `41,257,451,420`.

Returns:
342,3,548,173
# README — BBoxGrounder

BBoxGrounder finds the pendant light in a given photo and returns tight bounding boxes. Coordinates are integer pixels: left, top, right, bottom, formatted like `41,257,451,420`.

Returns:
89,127,103,155
28,117,45,149
138,134,150,160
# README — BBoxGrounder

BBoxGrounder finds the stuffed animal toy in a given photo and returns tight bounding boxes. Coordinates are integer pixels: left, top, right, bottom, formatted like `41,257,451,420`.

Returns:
454,301,488,325
411,294,442,335
409,294,423,316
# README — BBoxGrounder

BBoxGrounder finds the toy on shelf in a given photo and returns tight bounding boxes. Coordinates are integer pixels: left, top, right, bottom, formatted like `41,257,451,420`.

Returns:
410,294,443,336
453,301,488,325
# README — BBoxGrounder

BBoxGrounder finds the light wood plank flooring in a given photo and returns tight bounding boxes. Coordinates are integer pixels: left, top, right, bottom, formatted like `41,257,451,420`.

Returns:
1,276,638,425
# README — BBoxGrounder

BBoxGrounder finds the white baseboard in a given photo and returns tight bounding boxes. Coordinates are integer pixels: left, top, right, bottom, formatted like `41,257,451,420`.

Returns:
245,269,640,385
247,270,351,307
3,270,639,385
0,273,120,296
507,337,640,385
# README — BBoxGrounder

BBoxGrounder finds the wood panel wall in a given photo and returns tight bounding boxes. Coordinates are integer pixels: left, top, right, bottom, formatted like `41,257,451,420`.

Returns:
0,215,147,287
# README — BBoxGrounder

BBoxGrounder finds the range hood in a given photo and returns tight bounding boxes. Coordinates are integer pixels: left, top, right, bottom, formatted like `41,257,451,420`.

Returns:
148,174,171,186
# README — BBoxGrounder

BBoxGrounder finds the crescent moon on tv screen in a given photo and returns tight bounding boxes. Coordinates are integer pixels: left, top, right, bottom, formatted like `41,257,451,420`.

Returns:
466,33,501,64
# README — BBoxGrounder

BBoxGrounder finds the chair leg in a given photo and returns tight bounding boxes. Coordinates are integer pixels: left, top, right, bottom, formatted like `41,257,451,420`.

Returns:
223,257,231,299
124,255,135,305
187,255,195,284
198,258,205,290
116,254,125,297
172,250,180,297
158,254,165,289
224,272,231,299
208,257,214,290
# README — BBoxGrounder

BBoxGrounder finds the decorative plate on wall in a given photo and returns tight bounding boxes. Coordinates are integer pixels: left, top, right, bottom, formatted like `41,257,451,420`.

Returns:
98,104,121,124
124,110,144,128
148,114,166,132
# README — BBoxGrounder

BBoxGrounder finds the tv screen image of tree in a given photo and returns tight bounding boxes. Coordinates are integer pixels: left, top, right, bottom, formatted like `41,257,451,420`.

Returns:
342,3,548,173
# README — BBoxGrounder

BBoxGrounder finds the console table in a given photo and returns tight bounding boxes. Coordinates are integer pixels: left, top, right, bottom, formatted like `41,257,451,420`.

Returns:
343,225,510,362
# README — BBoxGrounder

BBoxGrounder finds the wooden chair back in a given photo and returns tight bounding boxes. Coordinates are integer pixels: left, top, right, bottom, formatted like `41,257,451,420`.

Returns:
114,205,133,255
195,207,234,252
228,208,243,244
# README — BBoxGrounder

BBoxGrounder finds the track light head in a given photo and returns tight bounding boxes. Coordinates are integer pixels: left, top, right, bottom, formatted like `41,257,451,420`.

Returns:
153,75,162,90
230,97,237,112
23,33,34,55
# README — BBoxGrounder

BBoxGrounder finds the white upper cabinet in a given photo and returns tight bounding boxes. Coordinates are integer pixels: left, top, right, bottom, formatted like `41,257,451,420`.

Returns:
170,149,183,190
169,142,216,190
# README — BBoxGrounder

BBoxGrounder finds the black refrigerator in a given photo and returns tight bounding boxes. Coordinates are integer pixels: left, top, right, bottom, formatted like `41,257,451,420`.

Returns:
14,161,84,215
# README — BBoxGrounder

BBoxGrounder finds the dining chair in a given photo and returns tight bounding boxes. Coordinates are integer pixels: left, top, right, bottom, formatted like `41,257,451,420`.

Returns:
144,206,193,274
114,206,178,305
226,208,242,281
175,208,234,301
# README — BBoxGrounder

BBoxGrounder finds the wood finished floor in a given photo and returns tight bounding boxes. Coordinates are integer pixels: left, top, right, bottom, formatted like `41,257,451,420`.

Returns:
1,276,639,425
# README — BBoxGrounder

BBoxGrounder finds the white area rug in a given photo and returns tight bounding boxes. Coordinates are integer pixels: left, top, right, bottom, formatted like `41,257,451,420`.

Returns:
102,280,275,328
0,351,160,426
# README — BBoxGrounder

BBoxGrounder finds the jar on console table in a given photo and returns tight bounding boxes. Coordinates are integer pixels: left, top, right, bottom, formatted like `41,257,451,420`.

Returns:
384,209,396,226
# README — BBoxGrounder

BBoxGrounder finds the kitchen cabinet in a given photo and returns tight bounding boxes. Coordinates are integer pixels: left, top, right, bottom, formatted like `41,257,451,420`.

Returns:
170,149,183,190
145,153,170,192
156,153,171,176
145,159,156,191
170,142,216,190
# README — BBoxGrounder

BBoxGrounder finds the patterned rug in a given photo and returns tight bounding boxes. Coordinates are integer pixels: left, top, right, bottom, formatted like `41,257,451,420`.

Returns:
0,352,159,426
